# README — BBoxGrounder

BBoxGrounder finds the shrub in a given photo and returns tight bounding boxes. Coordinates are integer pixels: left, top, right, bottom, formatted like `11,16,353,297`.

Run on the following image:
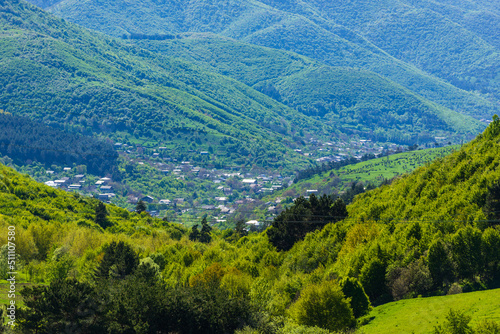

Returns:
288,280,355,332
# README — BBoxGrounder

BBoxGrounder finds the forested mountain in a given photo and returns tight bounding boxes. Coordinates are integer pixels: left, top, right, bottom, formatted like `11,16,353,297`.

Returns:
1,0,332,171
40,0,500,121
0,0,484,157
135,36,481,144
348,114,500,225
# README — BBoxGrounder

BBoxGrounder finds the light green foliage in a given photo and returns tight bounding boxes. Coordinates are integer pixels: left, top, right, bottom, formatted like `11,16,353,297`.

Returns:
433,309,474,334
475,319,500,334
348,117,500,224
46,246,74,281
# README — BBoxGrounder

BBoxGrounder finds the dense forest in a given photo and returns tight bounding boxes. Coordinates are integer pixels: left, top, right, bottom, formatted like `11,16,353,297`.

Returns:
42,0,500,121
0,112,118,176
0,0,484,168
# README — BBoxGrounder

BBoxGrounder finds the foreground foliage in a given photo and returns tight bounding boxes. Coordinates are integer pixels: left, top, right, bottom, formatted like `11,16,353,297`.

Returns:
3,119,500,332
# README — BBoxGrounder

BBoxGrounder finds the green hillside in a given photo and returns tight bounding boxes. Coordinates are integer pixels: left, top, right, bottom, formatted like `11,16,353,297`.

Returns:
140,36,481,143
43,0,500,120
348,115,500,224
268,145,459,201
0,0,483,156
1,119,500,333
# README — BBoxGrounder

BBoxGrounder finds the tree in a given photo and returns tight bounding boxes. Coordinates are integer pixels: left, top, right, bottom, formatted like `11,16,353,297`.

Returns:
135,200,147,214
339,277,371,318
483,180,500,226
433,309,473,334
359,258,388,303
386,258,432,300
189,217,212,243
481,228,500,279
428,239,455,287
199,217,212,243
288,281,355,332
17,279,104,333
267,194,348,251
94,201,111,229
450,226,483,280
235,220,248,238
189,224,201,242
95,241,139,280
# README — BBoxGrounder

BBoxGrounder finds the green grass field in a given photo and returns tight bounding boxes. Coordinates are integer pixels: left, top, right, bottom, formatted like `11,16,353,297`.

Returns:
337,146,459,183
359,289,500,334
267,146,459,201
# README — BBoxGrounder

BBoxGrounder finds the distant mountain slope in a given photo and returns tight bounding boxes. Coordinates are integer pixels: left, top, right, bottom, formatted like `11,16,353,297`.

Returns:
1,0,332,170
43,0,500,120
0,0,483,167
137,36,483,144
348,115,500,223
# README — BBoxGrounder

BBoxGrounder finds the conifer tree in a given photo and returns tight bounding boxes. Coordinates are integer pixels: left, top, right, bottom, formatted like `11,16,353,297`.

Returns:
95,241,139,280
189,224,200,242
95,201,111,229
135,200,147,214
200,217,212,243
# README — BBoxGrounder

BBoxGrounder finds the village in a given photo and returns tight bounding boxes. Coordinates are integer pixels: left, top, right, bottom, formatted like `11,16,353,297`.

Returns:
39,136,428,225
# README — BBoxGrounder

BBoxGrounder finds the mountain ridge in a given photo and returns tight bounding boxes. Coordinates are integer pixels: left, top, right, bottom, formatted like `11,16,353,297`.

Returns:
41,0,500,120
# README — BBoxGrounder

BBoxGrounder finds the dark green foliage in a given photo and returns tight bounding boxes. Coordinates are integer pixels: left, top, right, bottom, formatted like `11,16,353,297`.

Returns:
483,180,500,225
386,258,433,300
428,239,455,287
267,194,347,251
102,276,168,333
481,228,500,279
135,200,147,214
199,216,212,243
95,241,139,280
95,200,111,229
189,224,201,242
17,279,105,333
163,284,254,334
359,258,388,303
235,219,248,238
189,217,212,243
406,222,422,241
0,113,119,176
451,226,483,280
339,277,371,318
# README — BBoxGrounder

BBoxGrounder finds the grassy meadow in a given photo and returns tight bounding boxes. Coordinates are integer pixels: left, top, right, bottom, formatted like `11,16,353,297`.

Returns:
359,288,500,334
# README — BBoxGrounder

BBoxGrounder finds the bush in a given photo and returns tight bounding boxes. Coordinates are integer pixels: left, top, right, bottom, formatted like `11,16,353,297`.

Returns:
433,309,473,334
288,280,355,332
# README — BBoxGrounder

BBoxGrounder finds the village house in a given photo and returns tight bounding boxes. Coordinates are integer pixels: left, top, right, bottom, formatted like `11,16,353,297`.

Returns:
141,195,154,203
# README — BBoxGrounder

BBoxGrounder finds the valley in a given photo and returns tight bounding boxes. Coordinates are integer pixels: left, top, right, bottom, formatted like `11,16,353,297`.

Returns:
0,0,499,333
